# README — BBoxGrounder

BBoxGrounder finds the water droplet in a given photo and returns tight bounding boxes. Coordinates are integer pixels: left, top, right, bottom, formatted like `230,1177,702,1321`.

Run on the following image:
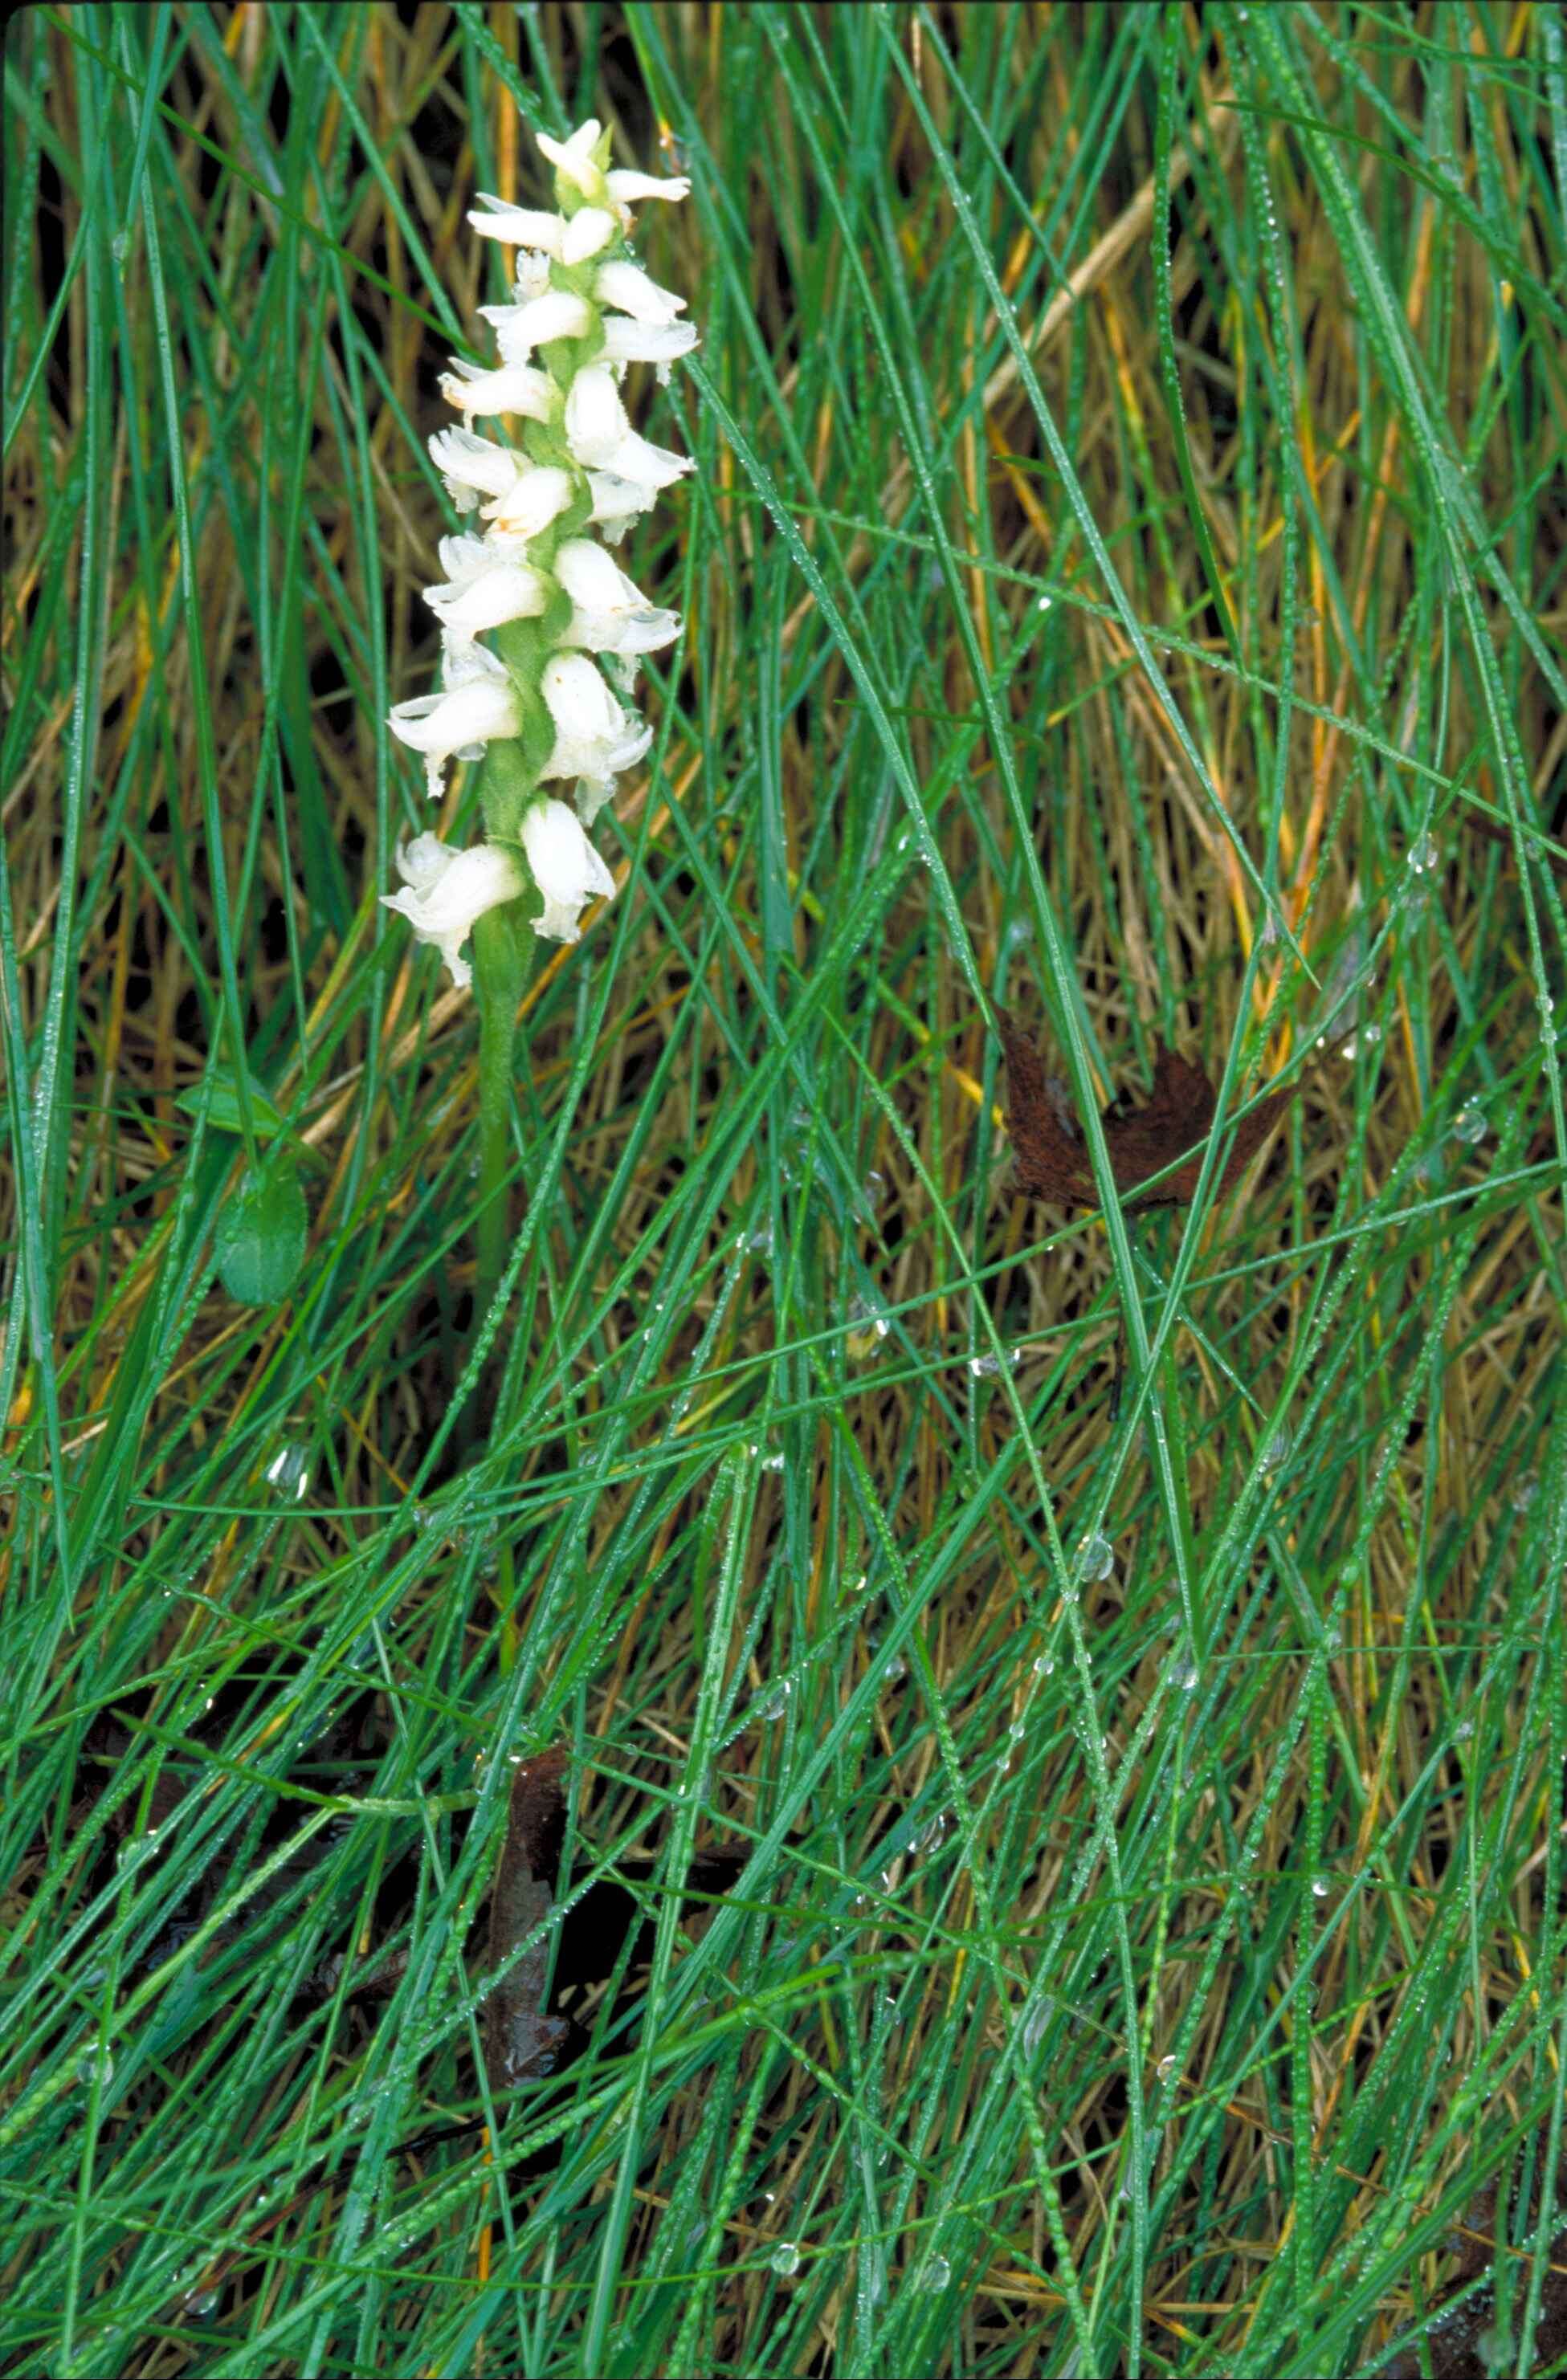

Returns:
771,2240,801,2277
761,1449,785,1473
112,228,130,267
1033,1653,1055,1677
915,1812,949,1855
1311,1875,1328,1900
757,1680,791,1722
1008,1718,1026,1742
183,2285,221,2318
1260,1428,1292,1473
1452,1103,1487,1146
879,1864,900,1891
1037,593,1053,613
1509,1473,1538,1512
1339,1021,1383,1061
1176,1661,1199,1693
1409,831,1439,874
1157,2053,1177,2081
1020,1996,1054,2053
747,1225,774,1255
1453,1718,1475,1742
846,1296,892,1356
918,2253,951,2291
1259,908,1281,949
263,1443,311,1501
1073,1531,1114,1584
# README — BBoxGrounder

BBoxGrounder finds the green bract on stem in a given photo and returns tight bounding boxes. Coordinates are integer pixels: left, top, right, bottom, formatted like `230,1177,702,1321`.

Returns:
379,115,696,1388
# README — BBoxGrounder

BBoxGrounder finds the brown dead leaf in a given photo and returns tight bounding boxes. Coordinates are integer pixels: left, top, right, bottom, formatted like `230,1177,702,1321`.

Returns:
484,1745,571,2092
998,1010,1292,1212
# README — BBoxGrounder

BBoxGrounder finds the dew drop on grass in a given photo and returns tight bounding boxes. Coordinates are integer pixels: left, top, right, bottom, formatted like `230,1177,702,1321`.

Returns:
1073,1531,1114,1583
771,2241,801,2277
918,2254,951,2291
761,1449,785,1473
1261,1428,1292,1473
1311,1875,1329,1900
915,1812,949,1856
1509,1473,1538,1511
263,1443,311,1501
1452,1103,1487,1145
1157,2053,1177,2081
1176,1661,1199,1693
1034,1653,1055,1677
847,1296,892,1356
1020,1997,1054,2053
183,2287,222,2319
1409,831,1439,874
757,1680,791,1722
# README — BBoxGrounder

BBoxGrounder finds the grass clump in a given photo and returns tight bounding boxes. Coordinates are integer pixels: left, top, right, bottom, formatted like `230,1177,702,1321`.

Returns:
3,5,1563,2374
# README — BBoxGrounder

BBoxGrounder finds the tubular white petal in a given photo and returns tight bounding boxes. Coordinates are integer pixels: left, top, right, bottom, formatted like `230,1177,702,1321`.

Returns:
428,426,521,499
606,168,691,206
553,539,679,655
594,259,685,325
587,471,657,531
381,837,526,990
565,603,680,657
388,678,520,800
439,357,555,425
483,287,593,364
539,651,648,802
561,206,616,263
537,120,606,199
552,538,640,612
598,315,700,366
605,427,692,492
519,797,616,942
562,365,630,470
467,198,565,255
483,463,573,539
576,720,651,823
424,546,548,637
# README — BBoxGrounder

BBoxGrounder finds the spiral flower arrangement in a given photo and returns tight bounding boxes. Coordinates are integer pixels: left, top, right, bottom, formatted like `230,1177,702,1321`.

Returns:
382,116,696,988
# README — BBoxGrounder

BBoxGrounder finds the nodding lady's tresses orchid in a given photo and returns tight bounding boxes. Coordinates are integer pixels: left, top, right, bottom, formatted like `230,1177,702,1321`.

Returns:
382,116,694,984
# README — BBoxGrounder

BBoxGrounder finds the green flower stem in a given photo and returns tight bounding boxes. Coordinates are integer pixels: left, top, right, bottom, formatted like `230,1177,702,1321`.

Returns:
470,896,529,1384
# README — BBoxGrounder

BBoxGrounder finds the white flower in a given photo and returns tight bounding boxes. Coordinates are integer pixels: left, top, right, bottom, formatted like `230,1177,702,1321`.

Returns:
606,166,691,210
540,651,652,817
484,463,573,539
594,259,686,326
389,646,520,799
520,797,617,941
553,538,680,655
438,357,555,427
561,365,629,468
423,533,547,639
565,365,692,496
428,425,524,511
467,198,565,254
537,119,609,202
586,471,655,540
483,287,593,362
599,316,700,368
561,206,617,263
381,834,525,989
